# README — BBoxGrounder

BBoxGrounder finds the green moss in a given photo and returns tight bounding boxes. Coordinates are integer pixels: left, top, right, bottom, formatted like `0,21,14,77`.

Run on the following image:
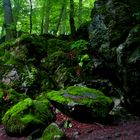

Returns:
21,114,42,124
46,90,72,104
2,98,54,135
47,39,71,55
2,98,32,121
0,88,27,122
66,86,104,96
46,86,112,105
42,123,65,140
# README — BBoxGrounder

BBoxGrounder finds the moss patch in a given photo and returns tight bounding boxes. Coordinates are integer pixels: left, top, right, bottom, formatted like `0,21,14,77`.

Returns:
41,123,65,140
0,88,26,121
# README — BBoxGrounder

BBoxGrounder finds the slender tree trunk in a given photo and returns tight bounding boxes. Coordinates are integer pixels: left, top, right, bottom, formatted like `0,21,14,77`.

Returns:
2,0,15,40
40,14,45,34
55,0,66,35
70,0,76,35
44,0,51,34
78,0,82,27
13,0,20,24
29,0,32,34
40,1,46,34
61,0,67,34
55,5,64,34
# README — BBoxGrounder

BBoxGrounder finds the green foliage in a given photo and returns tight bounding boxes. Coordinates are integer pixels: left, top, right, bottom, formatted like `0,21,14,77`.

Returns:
71,39,89,50
0,41,15,65
22,67,38,87
133,12,140,21
79,54,90,67
0,0,94,35
70,39,91,67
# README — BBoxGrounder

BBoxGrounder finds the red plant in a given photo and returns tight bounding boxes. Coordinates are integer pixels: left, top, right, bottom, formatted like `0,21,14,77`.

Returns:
3,90,9,102
76,65,81,77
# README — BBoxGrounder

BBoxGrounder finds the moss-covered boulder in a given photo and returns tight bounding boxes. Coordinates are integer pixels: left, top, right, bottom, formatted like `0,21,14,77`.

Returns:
0,34,47,65
0,34,49,96
0,87,26,121
89,0,140,115
46,86,114,121
2,98,54,136
41,123,65,140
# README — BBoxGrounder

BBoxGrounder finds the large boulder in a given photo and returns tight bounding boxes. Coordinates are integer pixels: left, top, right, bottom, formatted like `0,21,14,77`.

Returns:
2,98,54,136
46,86,114,121
89,0,140,114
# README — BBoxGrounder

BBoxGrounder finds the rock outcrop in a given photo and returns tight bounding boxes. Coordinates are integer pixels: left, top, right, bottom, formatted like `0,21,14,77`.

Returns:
89,0,140,114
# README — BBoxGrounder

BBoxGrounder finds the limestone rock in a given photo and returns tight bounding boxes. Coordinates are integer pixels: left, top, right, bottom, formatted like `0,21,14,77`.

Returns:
46,86,114,121
89,0,140,114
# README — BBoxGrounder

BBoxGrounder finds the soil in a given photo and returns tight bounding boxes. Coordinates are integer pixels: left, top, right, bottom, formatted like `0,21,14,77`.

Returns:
0,112,140,140
56,112,140,140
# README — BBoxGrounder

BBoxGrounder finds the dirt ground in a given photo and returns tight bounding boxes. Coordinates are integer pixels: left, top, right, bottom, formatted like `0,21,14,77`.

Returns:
0,112,140,140
57,113,140,140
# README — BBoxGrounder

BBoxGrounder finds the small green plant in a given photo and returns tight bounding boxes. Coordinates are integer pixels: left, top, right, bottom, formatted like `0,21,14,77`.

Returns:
71,40,89,50
133,12,140,21
22,66,38,87
71,40,91,67
78,54,90,67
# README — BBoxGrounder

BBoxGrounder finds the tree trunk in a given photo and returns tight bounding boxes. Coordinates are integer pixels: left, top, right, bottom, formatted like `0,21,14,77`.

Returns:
40,1,46,34
78,0,82,27
13,0,21,24
55,0,67,35
40,14,45,34
44,0,51,34
29,0,32,34
70,0,76,35
2,0,15,40
61,0,67,34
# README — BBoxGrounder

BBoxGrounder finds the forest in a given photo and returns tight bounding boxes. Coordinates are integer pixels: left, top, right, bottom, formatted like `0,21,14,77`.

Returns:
0,0,93,39
0,0,140,140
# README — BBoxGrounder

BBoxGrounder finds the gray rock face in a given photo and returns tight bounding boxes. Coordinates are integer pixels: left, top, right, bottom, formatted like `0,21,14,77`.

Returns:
89,0,140,114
